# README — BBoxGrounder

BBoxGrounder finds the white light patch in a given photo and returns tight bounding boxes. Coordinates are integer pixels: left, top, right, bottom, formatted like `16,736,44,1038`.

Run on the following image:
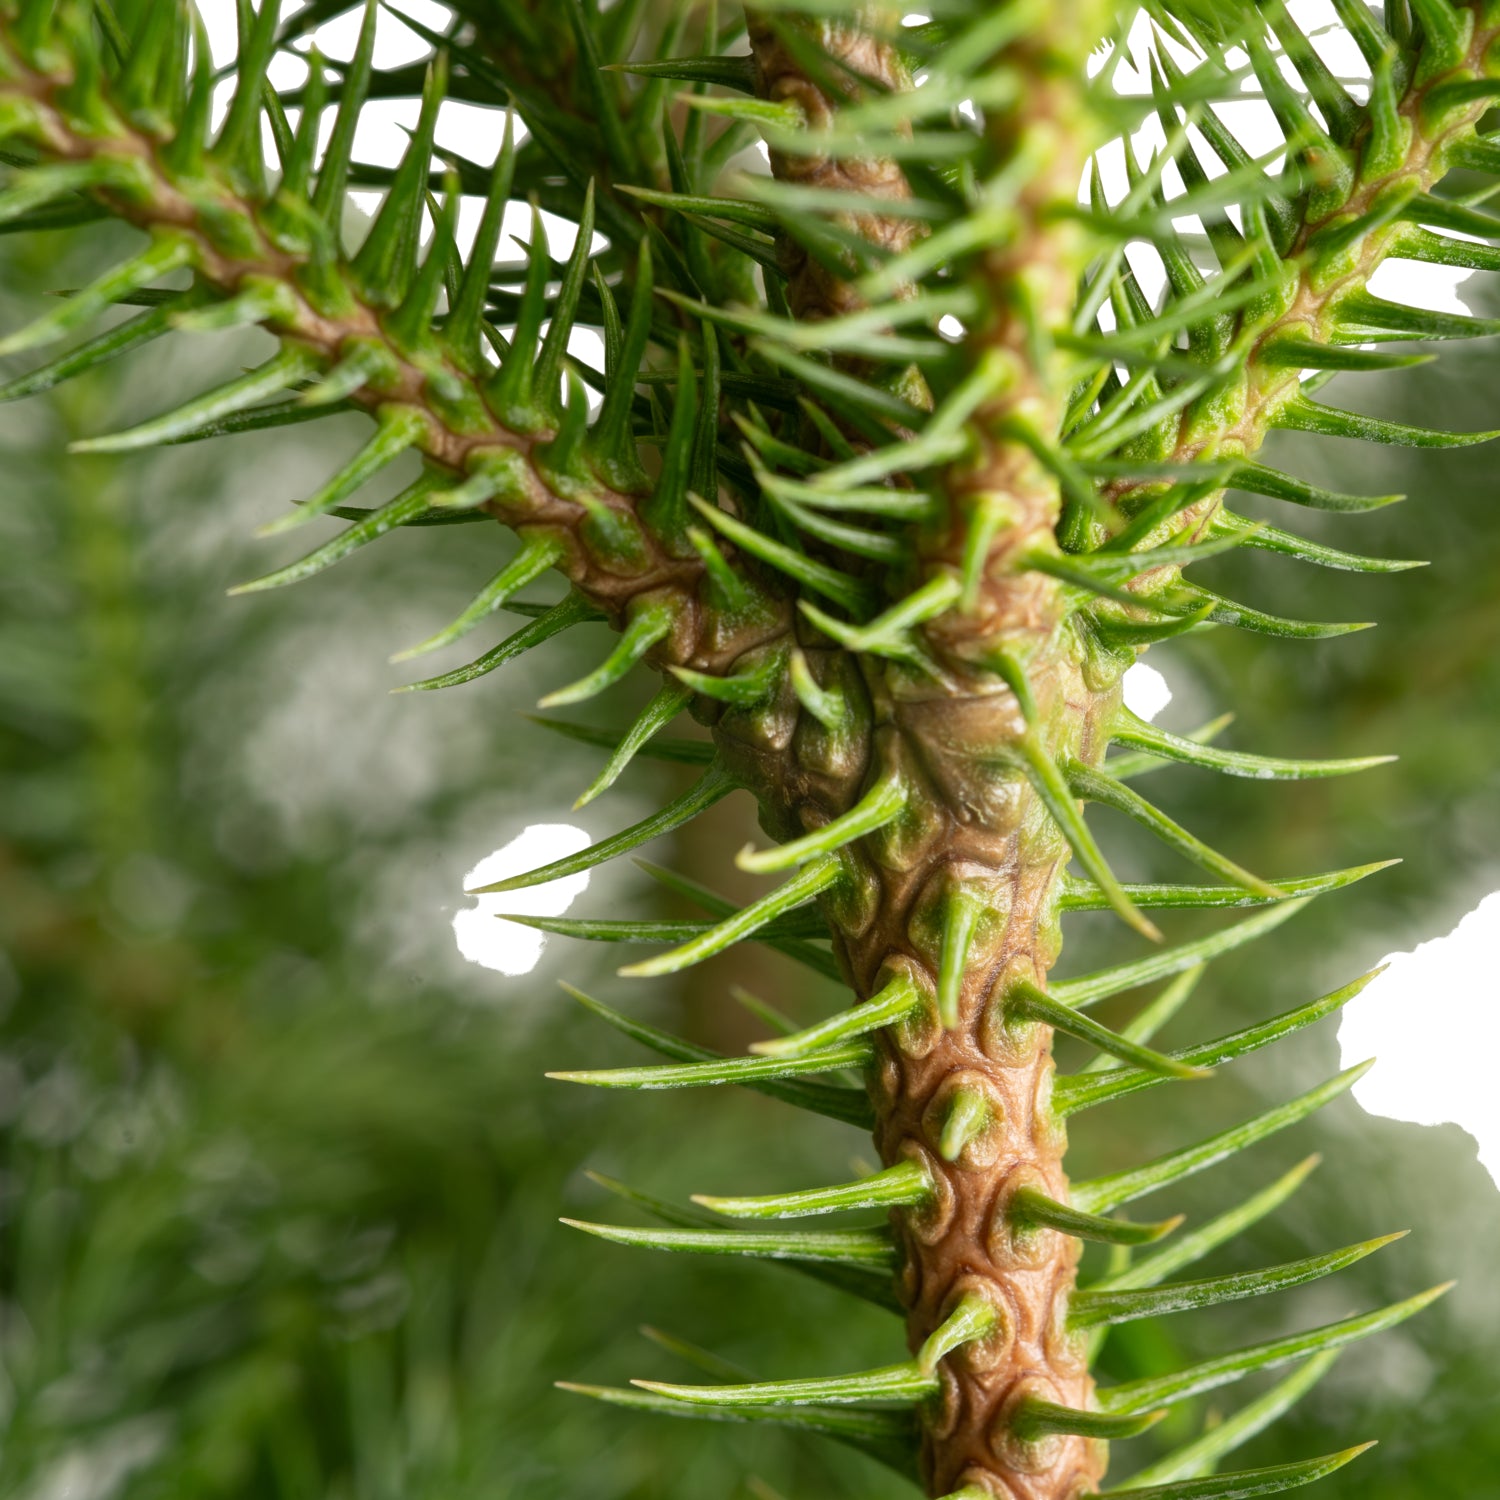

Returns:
1368,253,1476,317
1339,891,1500,1187
1122,662,1172,722
317,0,451,69
453,824,592,976
198,0,238,67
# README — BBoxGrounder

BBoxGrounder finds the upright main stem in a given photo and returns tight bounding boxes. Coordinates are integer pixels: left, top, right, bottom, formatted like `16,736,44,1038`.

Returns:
845,672,1113,1500
741,10,1112,1495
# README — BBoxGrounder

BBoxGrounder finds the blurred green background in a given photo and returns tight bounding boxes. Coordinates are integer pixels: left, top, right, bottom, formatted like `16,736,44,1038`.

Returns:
3,209,1498,1500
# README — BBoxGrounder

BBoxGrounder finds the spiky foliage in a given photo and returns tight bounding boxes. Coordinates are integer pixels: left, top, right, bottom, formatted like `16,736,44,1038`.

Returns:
0,0,1489,1493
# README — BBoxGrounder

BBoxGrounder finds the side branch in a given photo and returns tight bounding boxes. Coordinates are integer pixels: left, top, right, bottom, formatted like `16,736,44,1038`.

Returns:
0,26,785,680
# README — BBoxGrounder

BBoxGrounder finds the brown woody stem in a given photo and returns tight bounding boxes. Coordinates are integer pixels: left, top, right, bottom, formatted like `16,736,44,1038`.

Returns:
730,10,1500,1496
740,10,1114,1496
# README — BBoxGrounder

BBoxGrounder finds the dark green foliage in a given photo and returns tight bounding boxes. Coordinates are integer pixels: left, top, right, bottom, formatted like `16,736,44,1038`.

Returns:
0,0,1496,1496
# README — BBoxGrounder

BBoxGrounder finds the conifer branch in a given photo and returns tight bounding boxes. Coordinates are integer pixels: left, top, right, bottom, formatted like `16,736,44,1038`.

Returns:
0,9,778,680
0,1,1490,1496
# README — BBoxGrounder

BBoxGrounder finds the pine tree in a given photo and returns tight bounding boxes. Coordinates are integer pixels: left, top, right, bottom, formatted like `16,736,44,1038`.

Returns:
0,1,1489,1494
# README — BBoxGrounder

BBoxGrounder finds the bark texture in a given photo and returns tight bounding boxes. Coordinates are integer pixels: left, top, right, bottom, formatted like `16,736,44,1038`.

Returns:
738,10,1114,1496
